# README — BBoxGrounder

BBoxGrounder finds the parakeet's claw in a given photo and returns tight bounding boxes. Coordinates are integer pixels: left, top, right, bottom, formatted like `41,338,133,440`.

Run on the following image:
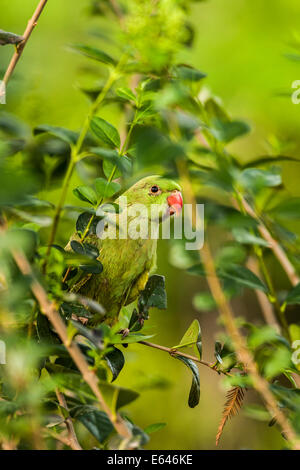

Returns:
120,328,130,339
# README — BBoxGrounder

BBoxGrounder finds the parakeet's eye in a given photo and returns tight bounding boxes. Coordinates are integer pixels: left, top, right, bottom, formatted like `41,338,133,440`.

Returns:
150,185,159,194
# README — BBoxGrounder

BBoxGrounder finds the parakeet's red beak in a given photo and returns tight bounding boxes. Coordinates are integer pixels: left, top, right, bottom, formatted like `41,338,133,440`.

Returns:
167,191,183,215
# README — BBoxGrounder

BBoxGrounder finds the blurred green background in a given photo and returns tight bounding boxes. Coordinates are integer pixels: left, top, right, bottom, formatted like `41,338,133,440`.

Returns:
1,0,300,450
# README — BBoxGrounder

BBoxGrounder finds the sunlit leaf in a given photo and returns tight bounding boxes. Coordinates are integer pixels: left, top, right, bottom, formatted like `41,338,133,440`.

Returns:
90,117,121,149
94,177,121,199
73,185,98,206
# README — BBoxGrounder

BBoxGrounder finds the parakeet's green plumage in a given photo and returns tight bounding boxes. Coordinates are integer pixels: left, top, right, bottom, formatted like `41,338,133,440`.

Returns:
66,175,182,324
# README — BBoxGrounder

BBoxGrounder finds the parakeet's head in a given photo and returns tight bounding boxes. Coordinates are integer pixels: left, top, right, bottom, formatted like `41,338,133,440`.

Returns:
119,175,183,221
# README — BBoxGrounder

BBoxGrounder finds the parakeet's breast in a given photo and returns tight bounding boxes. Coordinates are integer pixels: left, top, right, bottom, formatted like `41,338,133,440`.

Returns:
76,235,157,322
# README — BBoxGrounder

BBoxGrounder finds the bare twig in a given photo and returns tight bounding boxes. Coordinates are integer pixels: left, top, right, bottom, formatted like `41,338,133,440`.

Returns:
139,340,230,376
11,249,131,441
3,0,48,86
177,161,300,450
55,390,82,450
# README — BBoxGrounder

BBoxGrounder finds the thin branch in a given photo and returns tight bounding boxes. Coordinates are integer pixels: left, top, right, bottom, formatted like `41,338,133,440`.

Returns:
2,0,48,85
247,257,280,331
11,249,131,441
45,429,75,449
177,161,300,450
234,196,300,287
139,340,230,376
247,257,300,388
55,390,82,450
194,130,299,288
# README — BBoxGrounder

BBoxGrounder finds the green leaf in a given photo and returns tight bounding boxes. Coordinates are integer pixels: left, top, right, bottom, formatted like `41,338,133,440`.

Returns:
286,283,300,305
70,240,99,259
37,312,59,345
60,301,93,320
232,228,269,247
173,64,207,82
90,117,120,149
70,405,113,443
116,87,137,103
135,127,184,165
63,250,103,274
94,177,121,199
138,275,167,314
270,384,300,412
76,212,103,237
175,356,200,408
187,263,206,277
216,244,247,268
70,44,116,66
73,185,98,206
0,29,23,45
0,400,19,416
112,333,155,344
240,168,282,192
174,320,202,359
248,326,279,349
188,263,268,293
144,423,166,434
70,240,85,255
80,259,103,274
71,321,104,349
264,347,292,379
105,347,125,382
211,119,250,143
205,98,229,122
34,125,78,145
101,384,139,409
89,147,132,177
221,265,268,293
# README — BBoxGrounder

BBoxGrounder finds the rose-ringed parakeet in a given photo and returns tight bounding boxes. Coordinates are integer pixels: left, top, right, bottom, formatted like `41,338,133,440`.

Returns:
66,175,183,324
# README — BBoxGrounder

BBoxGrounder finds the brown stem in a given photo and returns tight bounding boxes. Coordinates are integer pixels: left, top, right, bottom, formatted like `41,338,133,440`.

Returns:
139,340,230,376
194,130,299,288
235,196,299,287
247,257,300,388
55,390,82,450
3,0,48,86
177,161,300,450
11,249,131,441
45,430,75,449
247,257,279,331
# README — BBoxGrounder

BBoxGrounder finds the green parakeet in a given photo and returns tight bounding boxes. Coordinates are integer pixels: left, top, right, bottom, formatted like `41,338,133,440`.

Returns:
66,175,183,324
